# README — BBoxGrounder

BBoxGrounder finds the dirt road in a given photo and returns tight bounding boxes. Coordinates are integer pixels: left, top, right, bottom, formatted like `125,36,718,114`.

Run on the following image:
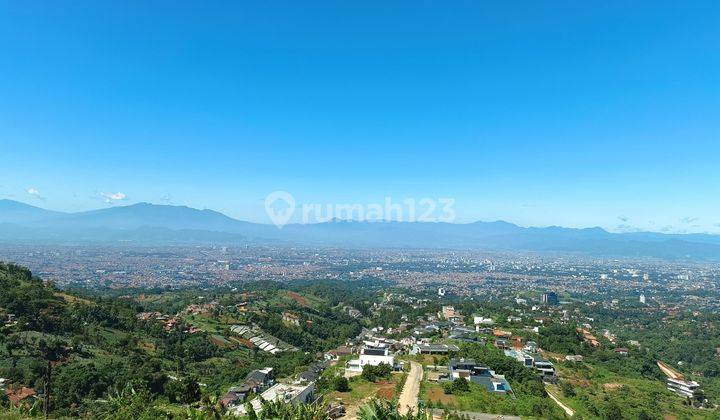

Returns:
398,361,423,416
546,388,575,417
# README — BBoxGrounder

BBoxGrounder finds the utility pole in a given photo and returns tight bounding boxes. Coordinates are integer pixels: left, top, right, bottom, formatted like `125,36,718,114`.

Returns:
43,360,51,419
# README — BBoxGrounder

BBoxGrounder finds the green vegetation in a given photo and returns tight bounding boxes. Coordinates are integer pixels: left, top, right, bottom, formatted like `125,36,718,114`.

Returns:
3,260,720,419
537,319,715,418
420,342,564,418
442,378,469,395
0,263,363,418
357,398,429,419
362,363,393,382
538,323,584,354
332,375,350,392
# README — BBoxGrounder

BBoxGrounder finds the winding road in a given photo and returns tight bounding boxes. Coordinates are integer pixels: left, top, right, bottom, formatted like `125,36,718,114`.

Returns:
398,361,423,416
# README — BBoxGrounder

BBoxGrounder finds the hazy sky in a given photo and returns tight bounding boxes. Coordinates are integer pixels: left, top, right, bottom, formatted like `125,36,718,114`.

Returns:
1,1,719,233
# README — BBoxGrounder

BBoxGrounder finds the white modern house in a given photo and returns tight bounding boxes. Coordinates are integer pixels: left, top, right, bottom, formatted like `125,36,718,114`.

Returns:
473,315,495,326
666,377,701,398
346,343,395,372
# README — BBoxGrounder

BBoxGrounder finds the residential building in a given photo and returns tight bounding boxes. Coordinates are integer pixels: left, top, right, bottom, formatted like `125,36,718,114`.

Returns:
410,343,460,355
493,338,510,350
234,383,315,416
532,355,556,379
504,349,535,368
448,358,512,395
346,343,395,372
282,311,301,327
439,306,462,322
473,316,495,326
325,346,353,361
221,367,274,407
666,378,701,398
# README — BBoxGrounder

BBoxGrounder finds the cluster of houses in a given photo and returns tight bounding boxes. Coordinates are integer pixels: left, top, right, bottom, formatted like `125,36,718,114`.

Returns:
281,311,301,327
229,325,297,354
336,310,563,386
135,311,201,333
223,293,701,415
181,301,220,316
221,361,330,416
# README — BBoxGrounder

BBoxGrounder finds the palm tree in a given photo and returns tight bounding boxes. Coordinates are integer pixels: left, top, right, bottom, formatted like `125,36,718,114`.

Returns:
197,394,225,419
358,398,429,420
244,398,331,420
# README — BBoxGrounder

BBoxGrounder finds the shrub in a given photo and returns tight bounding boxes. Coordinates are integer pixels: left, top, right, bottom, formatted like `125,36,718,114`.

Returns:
332,375,350,392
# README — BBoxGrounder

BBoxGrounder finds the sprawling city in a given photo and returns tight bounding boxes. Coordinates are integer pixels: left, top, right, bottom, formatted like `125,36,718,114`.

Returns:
1,235,720,419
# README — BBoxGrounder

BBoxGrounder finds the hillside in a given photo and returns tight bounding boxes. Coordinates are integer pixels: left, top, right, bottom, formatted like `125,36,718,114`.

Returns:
0,263,364,418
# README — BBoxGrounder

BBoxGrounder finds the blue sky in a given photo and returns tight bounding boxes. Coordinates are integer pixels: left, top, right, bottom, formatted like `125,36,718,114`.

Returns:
1,1,719,232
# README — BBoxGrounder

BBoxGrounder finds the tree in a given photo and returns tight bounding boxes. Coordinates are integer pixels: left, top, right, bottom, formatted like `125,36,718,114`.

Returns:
560,381,576,398
451,378,469,394
5,334,23,368
332,375,350,392
358,398,429,419
53,363,108,409
196,394,224,419
603,402,623,420
637,411,652,420
166,376,201,404
362,363,393,382
91,382,167,419
256,398,330,420
36,338,67,418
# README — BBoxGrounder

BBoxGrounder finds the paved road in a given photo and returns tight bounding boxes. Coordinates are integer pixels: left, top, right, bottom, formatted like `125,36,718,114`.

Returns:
398,361,423,416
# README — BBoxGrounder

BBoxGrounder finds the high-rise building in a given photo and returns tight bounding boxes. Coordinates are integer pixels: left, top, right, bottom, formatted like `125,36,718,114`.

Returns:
541,292,559,305
640,294,646,304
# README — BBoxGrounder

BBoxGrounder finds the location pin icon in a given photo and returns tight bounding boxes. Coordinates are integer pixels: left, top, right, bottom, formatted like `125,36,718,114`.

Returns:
265,191,296,228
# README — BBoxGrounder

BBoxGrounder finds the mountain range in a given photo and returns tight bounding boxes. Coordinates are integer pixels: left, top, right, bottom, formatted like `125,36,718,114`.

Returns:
1,199,720,260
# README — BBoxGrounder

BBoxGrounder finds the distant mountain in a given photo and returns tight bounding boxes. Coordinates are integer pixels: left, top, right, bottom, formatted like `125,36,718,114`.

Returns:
0,199,65,224
58,202,253,231
1,199,720,260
